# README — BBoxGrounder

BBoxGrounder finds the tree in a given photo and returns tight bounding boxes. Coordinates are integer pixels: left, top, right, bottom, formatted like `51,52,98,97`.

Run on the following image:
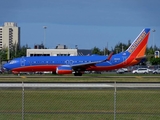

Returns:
113,42,128,53
103,47,110,55
0,48,7,61
91,47,102,55
150,57,160,65
0,44,30,61
146,46,154,55
16,44,30,57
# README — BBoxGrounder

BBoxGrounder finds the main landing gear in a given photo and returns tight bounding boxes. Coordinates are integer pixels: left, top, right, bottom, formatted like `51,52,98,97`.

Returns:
74,71,82,76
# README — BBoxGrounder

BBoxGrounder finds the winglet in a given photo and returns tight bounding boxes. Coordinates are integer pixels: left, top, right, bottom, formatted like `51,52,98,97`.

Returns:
104,51,114,62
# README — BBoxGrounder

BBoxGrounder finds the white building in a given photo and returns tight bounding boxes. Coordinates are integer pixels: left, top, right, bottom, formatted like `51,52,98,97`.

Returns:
27,49,78,57
0,22,20,49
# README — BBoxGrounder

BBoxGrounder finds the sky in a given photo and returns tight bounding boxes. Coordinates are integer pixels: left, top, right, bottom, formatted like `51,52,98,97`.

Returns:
0,0,160,50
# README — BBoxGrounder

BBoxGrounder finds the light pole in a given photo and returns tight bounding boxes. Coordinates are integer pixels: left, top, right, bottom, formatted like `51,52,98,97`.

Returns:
152,29,156,50
43,26,47,48
122,45,124,52
116,48,119,54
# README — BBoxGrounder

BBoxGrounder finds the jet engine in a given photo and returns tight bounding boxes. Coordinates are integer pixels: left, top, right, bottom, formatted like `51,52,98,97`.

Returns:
56,66,72,74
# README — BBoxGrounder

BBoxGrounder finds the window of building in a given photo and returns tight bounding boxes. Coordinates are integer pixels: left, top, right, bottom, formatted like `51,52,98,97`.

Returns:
44,54,50,56
29,54,50,56
9,28,13,31
57,54,70,56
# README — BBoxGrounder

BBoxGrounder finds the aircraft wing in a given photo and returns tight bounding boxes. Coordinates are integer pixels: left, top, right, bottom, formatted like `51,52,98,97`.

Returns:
71,52,114,68
71,60,102,68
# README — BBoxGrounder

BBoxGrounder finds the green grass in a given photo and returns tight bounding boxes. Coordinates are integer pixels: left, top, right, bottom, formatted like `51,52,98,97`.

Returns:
0,89,160,120
0,75,160,119
0,73,160,82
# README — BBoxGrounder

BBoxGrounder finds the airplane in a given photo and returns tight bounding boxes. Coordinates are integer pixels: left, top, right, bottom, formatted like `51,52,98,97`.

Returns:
3,28,150,76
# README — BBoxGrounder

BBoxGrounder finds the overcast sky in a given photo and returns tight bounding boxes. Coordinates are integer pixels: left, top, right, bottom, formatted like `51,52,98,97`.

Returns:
0,0,160,50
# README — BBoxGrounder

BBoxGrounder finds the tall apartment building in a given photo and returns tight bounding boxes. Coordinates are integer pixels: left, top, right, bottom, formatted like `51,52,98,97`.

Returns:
0,22,20,50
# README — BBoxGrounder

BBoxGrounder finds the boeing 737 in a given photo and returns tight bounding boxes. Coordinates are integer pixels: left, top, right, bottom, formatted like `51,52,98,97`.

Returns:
3,28,150,76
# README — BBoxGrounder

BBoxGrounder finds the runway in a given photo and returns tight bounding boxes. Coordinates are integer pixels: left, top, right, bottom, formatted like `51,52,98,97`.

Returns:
1,75,160,78
0,82,160,89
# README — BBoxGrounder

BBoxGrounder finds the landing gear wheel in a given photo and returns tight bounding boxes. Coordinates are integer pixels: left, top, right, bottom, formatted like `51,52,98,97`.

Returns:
74,73,82,76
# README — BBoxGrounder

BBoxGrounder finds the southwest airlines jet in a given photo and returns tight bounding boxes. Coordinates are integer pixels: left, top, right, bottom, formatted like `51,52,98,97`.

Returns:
3,28,150,76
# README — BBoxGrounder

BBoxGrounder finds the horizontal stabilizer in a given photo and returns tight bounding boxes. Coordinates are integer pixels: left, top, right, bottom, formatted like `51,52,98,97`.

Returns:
135,55,146,60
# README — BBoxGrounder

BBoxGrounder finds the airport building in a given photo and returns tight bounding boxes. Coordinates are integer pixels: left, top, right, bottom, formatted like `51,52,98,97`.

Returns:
0,22,20,50
27,44,77,56
26,44,92,57
27,49,78,56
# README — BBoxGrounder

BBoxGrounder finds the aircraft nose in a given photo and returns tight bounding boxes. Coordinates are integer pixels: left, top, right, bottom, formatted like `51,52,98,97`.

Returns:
3,63,10,70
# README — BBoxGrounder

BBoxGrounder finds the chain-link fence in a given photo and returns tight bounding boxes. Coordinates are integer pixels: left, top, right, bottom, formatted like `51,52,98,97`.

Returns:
0,85,160,120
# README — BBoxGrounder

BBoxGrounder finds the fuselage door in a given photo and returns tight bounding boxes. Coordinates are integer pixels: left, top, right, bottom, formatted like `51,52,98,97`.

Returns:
122,53,127,65
21,57,26,66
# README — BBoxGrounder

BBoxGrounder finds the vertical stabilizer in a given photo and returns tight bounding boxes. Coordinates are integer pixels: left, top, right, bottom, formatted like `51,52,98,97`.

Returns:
126,28,150,58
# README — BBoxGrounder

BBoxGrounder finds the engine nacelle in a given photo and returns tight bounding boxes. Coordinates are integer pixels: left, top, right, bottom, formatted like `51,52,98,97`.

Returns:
12,71,19,74
56,66,72,74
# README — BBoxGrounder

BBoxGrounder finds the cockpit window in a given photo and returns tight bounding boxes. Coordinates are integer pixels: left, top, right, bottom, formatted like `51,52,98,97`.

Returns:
9,60,18,64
